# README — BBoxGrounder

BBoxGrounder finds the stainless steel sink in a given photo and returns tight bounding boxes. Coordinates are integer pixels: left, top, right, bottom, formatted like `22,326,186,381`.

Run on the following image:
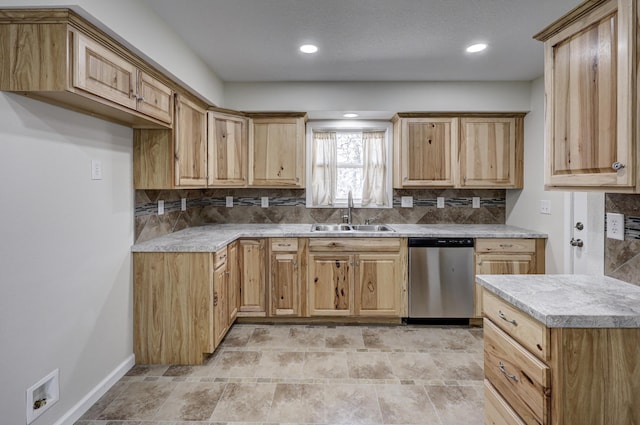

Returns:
310,224,395,232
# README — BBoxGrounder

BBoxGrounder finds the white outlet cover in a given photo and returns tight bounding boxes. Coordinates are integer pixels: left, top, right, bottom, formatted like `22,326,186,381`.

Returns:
91,160,102,180
401,196,413,208
472,197,480,208
540,200,551,215
437,197,445,208
606,213,625,240
158,200,164,215
261,197,269,208
181,198,187,211
226,196,233,208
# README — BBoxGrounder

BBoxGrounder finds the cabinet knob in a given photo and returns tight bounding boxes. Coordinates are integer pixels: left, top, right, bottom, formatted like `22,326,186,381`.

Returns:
612,162,625,171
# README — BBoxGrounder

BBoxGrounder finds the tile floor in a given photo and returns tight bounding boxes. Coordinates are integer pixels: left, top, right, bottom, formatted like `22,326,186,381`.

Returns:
75,324,485,425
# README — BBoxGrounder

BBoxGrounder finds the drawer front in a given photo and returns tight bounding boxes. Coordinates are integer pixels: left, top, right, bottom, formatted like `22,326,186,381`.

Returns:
485,379,526,425
214,247,228,269
483,290,549,361
308,238,400,252
270,238,298,252
484,319,551,425
476,238,536,253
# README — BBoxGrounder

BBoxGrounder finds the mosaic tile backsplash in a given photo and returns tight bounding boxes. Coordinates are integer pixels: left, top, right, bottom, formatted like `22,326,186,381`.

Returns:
135,188,506,243
605,194,640,286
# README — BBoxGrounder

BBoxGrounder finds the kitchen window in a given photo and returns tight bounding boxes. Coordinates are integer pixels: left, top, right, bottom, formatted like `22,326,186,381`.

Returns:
306,121,393,208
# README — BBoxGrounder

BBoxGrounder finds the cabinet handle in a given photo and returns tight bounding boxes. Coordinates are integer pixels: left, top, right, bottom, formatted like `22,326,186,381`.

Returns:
293,260,297,269
213,292,218,307
277,243,291,247
498,362,519,382
499,244,513,248
612,161,625,171
225,271,230,276
498,310,518,326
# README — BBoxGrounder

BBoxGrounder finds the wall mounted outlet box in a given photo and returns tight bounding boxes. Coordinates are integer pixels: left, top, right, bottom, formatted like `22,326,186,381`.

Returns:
437,197,445,208
607,213,625,240
157,200,164,215
472,197,480,208
261,197,269,208
226,196,233,208
401,196,413,208
91,160,102,180
26,369,59,424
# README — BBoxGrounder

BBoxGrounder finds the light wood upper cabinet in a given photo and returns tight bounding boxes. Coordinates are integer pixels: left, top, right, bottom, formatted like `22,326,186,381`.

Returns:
459,117,523,188
394,117,457,187
248,115,307,187
208,111,248,186
174,94,207,187
535,0,638,191
238,239,267,317
137,71,174,124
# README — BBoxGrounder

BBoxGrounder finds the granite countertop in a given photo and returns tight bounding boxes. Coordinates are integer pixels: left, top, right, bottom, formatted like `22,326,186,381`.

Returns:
131,223,547,252
476,274,640,328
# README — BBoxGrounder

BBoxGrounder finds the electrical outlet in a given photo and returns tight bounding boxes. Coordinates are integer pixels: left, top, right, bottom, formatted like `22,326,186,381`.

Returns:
181,198,187,211
261,197,269,208
540,200,551,215
158,200,164,215
226,196,233,208
91,160,102,180
401,196,413,208
472,197,480,208
437,197,445,208
607,213,625,240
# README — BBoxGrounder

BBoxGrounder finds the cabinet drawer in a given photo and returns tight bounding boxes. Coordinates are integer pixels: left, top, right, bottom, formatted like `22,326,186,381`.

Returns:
485,379,526,425
214,247,228,269
309,238,400,252
270,238,298,251
476,239,536,253
483,290,549,361
484,319,550,425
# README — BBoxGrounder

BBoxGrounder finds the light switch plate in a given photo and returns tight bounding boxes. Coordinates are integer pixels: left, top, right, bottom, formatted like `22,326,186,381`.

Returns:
181,198,187,211
540,200,551,215
158,200,164,215
401,196,413,208
437,197,445,208
472,197,480,208
261,197,269,208
226,196,233,208
607,213,625,240
91,160,102,180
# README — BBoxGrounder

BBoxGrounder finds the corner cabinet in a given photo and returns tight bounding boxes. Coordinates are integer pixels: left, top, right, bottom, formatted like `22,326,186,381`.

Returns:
535,0,639,192
393,113,524,189
248,114,307,187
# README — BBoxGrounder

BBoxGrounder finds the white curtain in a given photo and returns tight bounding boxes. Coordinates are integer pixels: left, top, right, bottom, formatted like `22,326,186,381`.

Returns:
311,131,337,206
361,131,387,206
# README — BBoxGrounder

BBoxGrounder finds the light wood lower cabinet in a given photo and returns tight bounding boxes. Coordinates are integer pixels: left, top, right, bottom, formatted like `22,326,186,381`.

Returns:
238,239,267,317
212,247,229,348
269,238,304,317
227,240,239,323
482,287,640,425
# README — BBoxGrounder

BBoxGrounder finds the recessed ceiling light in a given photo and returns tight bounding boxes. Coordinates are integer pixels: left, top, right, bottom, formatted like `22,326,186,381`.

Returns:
466,43,487,53
343,113,359,118
300,44,318,54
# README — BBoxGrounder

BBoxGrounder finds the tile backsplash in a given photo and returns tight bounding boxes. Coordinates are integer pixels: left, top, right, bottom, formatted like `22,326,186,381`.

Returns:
605,194,640,286
135,188,506,243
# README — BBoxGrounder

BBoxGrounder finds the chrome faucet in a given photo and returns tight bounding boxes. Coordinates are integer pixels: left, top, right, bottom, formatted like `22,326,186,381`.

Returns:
347,190,354,224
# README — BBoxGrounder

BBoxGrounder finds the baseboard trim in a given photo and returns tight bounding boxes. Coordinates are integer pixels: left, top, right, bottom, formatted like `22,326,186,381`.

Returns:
53,353,135,425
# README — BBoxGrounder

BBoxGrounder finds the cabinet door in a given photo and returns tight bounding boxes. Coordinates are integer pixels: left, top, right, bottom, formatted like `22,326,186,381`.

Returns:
270,252,300,316
476,254,536,275
227,241,239,323
213,263,228,348
137,71,173,124
238,239,267,316
249,118,305,187
174,94,207,187
308,254,352,316
73,31,137,109
398,118,456,187
355,254,401,317
459,117,521,188
543,0,634,188
208,112,247,186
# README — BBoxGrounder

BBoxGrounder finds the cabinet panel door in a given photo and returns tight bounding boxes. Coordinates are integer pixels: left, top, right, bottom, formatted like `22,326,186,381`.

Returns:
400,118,456,186
174,95,207,187
355,254,400,317
238,239,267,315
213,263,228,348
227,241,239,323
137,71,173,124
308,254,352,316
208,113,247,186
270,252,300,316
544,1,634,188
476,254,536,275
460,118,519,188
73,31,137,109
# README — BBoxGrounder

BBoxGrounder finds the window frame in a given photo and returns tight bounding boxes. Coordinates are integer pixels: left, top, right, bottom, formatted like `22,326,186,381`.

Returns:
305,120,393,208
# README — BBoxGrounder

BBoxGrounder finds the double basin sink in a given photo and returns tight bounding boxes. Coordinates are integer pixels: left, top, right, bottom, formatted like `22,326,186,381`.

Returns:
310,223,395,233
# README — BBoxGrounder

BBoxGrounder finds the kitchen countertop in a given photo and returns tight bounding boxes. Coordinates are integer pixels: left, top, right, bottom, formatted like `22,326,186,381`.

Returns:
476,274,640,328
131,223,547,253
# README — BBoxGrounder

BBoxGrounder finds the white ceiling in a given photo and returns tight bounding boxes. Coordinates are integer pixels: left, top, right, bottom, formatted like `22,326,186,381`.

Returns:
142,0,582,83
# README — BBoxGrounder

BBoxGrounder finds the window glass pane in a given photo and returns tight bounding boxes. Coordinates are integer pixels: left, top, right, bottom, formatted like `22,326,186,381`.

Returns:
336,132,362,164
336,167,363,201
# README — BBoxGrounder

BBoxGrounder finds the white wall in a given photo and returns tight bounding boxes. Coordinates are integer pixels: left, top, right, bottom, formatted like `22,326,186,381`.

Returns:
505,76,568,273
0,92,134,425
0,0,224,105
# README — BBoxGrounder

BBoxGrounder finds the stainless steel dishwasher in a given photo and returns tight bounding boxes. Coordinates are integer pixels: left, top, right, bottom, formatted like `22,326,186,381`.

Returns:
408,237,475,319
